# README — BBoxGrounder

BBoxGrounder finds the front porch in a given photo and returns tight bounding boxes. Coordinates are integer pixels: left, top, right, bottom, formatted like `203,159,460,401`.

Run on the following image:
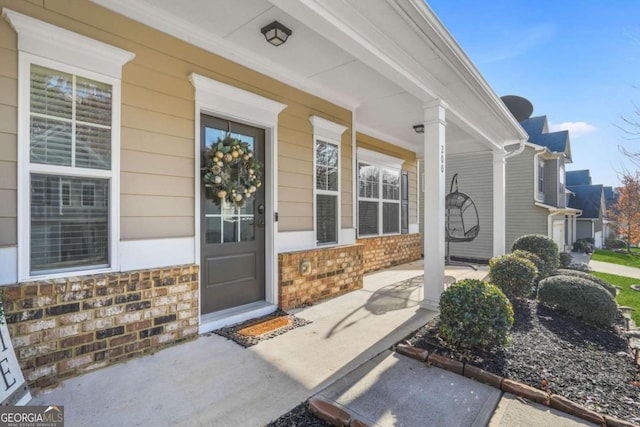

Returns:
31,260,486,426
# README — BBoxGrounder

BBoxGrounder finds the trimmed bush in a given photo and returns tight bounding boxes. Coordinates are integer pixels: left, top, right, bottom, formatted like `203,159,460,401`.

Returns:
537,275,617,327
572,239,594,254
512,234,559,278
559,252,573,268
489,254,537,300
439,279,514,350
511,250,545,281
553,268,617,297
605,238,626,249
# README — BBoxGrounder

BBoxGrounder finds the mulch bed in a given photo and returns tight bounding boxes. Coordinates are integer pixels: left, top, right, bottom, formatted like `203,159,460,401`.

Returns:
405,299,640,424
267,401,331,427
211,310,311,348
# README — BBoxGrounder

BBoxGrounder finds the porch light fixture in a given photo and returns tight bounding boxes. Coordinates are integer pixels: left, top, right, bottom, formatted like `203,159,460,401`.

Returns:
261,21,292,46
413,124,424,134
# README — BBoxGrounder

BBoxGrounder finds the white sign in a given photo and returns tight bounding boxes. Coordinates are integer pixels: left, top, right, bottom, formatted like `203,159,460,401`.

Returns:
0,320,31,405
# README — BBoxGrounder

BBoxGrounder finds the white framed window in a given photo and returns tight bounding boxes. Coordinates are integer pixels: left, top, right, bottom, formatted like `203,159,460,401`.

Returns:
357,148,403,237
5,9,135,279
310,116,348,246
558,163,565,195
537,158,545,200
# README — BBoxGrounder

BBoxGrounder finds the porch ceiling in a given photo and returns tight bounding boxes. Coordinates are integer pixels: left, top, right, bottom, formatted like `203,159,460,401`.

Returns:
94,0,525,155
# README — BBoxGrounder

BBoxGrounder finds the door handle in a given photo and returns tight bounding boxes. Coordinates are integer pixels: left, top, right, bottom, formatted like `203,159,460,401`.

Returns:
257,204,265,215
256,219,265,228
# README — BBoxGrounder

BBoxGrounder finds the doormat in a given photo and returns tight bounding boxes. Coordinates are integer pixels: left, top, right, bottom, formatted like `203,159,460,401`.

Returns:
211,310,311,348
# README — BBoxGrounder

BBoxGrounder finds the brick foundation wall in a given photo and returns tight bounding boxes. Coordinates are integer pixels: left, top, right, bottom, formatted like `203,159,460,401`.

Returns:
358,233,422,273
3,264,200,391
279,244,364,310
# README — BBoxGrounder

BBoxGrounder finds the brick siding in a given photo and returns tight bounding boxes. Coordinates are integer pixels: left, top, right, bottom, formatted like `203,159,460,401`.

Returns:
3,265,199,391
279,244,364,310
358,233,422,273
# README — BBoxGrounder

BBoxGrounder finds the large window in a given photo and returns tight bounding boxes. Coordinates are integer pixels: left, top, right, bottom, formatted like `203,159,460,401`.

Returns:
7,9,134,279
537,158,545,200
315,141,339,245
357,149,402,237
310,116,347,247
28,64,112,274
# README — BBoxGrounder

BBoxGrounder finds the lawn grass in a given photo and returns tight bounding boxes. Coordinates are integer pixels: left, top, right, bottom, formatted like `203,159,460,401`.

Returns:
591,271,640,325
591,249,640,268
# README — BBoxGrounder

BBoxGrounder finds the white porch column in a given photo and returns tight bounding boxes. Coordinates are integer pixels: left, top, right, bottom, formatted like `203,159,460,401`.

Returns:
421,100,448,311
493,149,506,257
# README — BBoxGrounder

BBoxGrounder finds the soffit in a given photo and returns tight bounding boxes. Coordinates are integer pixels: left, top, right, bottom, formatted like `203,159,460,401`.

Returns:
93,0,516,155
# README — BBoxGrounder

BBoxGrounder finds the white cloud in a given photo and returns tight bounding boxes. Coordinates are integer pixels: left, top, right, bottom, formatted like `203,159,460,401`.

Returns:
549,122,597,138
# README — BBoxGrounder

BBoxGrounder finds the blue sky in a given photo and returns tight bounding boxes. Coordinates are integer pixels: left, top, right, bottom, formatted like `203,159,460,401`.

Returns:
427,1,640,187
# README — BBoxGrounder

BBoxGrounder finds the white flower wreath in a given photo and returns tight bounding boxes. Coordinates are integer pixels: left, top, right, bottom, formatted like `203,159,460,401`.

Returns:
202,135,262,207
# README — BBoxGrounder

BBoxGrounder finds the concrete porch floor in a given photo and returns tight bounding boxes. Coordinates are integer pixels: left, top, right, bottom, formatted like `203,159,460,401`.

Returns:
31,260,488,426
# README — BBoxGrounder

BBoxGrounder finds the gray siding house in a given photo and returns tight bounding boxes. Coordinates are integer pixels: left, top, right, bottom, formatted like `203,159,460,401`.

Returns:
567,170,607,248
505,115,580,252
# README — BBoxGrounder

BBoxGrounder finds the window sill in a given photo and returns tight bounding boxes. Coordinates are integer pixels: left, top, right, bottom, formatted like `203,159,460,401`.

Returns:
20,265,116,284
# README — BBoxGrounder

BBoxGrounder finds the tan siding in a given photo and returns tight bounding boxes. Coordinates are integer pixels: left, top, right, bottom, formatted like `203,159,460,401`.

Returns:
123,63,193,100
121,106,194,139
0,133,16,162
0,189,16,217
278,187,312,203
121,173,193,197
121,128,192,159
0,105,17,134
121,217,193,240
0,47,18,79
0,21,16,50
0,160,16,189
120,195,193,217
0,217,16,246
121,83,193,120
0,76,17,107
121,150,193,178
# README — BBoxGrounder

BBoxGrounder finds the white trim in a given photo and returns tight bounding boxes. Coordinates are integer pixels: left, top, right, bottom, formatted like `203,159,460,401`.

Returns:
199,301,276,334
311,116,348,247
357,147,404,170
340,228,357,245
2,9,135,78
190,73,286,320
15,32,130,281
356,124,418,154
120,238,195,271
0,247,17,286
409,223,419,234
277,231,315,253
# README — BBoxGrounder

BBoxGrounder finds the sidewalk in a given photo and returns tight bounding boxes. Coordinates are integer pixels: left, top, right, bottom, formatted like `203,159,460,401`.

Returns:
29,261,593,426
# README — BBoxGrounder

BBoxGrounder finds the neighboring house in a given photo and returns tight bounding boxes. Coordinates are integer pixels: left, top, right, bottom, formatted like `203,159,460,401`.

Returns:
566,170,608,248
505,114,580,252
0,0,525,389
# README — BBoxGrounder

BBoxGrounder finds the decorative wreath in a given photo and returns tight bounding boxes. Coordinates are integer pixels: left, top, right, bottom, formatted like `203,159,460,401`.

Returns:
202,135,262,207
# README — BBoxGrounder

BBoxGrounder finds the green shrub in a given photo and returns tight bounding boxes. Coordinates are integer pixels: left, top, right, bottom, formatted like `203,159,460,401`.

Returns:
512,234,559,278
605,238,626,249
572,239,594,254
559,252,573,268
489,254,537,300
553,268,617,297
537,275,617,326
584,237,595,244
511,250,545,281
439,279,514,350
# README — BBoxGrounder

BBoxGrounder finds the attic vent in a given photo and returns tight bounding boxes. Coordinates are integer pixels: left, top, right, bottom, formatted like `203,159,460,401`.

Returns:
501,95,533,122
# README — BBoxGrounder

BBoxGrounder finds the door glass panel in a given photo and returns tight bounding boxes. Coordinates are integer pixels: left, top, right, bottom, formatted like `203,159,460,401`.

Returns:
203,126,257,244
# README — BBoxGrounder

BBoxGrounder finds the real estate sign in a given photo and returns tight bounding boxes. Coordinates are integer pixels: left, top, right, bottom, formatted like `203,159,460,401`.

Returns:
0,320,30,405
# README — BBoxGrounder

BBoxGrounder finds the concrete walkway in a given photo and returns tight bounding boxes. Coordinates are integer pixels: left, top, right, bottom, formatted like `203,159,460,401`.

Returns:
589,259,640,279
29,260,594,426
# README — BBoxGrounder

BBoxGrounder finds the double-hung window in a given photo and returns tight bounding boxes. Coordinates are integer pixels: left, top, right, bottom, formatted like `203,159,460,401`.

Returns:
537,158,545,201
6,9,135,279
357,148,403,237
310,116,348,246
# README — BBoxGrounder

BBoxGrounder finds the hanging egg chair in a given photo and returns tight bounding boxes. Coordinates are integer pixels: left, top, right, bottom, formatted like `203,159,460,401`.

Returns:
445,173,479,269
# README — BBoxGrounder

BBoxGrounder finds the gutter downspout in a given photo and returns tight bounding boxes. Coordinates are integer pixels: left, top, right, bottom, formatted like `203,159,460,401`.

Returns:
503,138,527,160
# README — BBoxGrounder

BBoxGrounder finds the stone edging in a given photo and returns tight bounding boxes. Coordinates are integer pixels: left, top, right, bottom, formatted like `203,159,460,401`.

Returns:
308,397,370,427
395,344,639,427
